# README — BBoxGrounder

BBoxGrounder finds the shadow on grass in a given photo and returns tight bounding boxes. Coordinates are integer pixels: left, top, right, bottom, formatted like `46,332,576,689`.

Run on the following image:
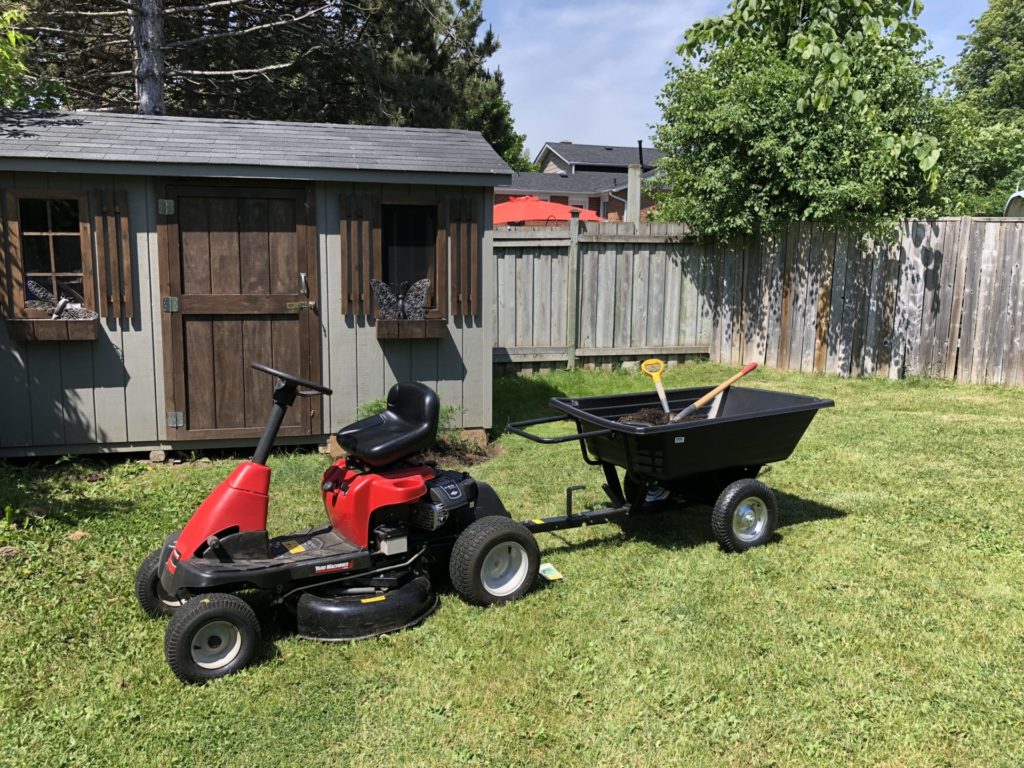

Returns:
545,490,846,555
491,376,568,440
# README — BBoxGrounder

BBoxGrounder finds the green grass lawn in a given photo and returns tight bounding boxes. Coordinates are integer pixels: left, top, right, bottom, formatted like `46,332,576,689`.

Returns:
2,362,1023,767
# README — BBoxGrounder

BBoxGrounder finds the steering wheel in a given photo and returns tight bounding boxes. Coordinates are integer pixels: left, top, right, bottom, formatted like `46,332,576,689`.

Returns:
250,362,333,395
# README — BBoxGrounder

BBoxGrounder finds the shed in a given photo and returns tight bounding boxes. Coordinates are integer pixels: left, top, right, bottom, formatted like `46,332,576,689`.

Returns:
0,110,510,457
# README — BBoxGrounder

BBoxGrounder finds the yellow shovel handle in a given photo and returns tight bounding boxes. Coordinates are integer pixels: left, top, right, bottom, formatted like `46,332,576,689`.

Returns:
641,358,665,383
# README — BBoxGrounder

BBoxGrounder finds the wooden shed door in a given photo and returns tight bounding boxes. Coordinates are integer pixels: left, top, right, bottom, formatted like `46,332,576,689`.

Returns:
160,184,321,440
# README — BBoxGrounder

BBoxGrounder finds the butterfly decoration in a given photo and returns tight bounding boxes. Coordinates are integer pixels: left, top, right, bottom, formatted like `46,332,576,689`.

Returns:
370,278,431,320
26,279,98,320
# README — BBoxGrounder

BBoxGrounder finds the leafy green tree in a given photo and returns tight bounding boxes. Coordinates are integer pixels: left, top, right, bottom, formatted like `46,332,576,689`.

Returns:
0,5,60,108
18,0,528,169
935,0,1024,214
652,0,943,238
951,0,1024,120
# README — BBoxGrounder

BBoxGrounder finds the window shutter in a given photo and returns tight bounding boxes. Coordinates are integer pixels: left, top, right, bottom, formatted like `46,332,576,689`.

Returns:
448,197,479,317
340,193,379,316
92,189,133,322
0,189,9,317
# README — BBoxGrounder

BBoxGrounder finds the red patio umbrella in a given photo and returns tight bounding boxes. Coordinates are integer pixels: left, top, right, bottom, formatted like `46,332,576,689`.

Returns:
493,195,604,225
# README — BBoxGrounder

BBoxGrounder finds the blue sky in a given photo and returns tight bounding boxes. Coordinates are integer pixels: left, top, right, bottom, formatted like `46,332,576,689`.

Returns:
482,0,991,161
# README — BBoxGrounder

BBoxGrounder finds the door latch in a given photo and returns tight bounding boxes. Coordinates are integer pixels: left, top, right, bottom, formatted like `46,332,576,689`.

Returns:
285,300,316,311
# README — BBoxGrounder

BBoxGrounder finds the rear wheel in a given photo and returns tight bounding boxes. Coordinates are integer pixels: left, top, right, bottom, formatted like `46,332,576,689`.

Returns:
711,479,777,553
134,548,184,618
449,517,539,606
164,593,260,684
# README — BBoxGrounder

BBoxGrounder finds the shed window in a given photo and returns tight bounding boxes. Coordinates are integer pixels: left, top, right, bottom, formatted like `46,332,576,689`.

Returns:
20,198,87,311
382,204,437,292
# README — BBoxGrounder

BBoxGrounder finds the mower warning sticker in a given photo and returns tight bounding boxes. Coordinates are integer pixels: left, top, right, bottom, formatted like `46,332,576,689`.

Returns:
314,561,354,574
283,540,306,554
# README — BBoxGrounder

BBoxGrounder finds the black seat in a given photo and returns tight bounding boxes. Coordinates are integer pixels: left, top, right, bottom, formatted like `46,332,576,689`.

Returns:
336,382,440,468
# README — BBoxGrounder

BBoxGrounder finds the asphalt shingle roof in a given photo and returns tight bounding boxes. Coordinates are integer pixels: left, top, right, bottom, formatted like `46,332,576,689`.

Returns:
0,110,511,177
539,142,663,170
497,171,626,194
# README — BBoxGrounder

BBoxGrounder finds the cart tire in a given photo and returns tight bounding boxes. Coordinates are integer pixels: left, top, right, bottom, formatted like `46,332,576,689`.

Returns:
164,593,260,684
711,479,777,553
449,517,539,606
134,548,184,618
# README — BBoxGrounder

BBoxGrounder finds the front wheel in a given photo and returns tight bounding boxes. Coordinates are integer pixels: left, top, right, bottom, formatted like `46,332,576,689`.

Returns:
711,479,778,553
134,548,184,618
164,593,261,684
449,517,540,606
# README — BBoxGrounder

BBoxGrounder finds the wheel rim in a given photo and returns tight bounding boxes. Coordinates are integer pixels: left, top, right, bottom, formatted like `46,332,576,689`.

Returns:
190,619,243,670
480,541,529,597
732,496,769,543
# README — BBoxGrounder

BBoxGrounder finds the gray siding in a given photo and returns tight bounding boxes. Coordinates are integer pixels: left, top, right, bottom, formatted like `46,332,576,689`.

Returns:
0,173,491,456
0,171,164,455
318,182,491,432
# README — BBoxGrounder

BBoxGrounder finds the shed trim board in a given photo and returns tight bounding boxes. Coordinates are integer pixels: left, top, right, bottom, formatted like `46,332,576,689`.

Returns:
0,111,504,457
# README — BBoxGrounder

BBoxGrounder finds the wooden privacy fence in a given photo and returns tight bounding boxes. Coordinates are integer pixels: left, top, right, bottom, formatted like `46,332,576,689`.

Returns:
711,217,1024,385
492,220,710,369
490,217,1024,386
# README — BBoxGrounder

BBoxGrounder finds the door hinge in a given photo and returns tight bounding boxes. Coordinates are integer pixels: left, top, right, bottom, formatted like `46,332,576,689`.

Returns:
162,297,180,313
158,198,175,216
167,411,184,428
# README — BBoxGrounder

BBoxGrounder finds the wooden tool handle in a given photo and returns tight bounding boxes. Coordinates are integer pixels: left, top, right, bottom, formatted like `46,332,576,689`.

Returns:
671,362,758,421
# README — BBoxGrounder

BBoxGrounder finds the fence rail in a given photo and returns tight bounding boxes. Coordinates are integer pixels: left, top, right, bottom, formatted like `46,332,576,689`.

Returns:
489,217,1024,386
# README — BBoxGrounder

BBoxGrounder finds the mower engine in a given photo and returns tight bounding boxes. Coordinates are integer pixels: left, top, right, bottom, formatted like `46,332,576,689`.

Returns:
411,472,478,531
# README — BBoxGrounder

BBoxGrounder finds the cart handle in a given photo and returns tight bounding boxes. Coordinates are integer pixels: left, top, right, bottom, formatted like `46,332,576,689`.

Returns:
506,414,611,444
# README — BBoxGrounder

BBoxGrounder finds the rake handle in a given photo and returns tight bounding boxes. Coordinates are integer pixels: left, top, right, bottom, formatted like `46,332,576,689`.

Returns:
671,362,758,422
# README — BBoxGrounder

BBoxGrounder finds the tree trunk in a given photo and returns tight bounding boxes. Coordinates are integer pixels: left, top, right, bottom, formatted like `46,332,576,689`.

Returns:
130,0,166,115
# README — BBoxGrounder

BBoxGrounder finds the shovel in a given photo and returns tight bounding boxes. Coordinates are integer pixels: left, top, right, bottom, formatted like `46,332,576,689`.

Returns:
670,362,758,422
640,358,671,413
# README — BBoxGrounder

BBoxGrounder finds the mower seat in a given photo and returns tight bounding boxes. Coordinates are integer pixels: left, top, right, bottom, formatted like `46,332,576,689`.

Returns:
336,382,440,467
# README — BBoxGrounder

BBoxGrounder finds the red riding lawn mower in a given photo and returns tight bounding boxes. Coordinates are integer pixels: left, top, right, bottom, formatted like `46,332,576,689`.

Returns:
136,363,540,684
137,361,831,683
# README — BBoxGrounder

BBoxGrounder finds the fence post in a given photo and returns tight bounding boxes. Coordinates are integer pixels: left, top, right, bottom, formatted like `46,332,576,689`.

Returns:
566,211,581,368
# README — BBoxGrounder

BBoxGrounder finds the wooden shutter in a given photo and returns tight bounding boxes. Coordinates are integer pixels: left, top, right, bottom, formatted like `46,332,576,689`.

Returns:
448,197,479,316
340,193,379,316
92,190,133,322
0,189,9,317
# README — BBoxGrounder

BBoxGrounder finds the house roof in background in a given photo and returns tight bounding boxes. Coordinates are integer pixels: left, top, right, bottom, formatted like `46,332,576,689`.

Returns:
535,141,663,170
0,111,512,183
497,169,658,195
497,170,627,195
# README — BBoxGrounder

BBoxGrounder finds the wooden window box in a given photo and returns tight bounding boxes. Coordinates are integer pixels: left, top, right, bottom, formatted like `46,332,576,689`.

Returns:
376,319,447,340
5,318,100,341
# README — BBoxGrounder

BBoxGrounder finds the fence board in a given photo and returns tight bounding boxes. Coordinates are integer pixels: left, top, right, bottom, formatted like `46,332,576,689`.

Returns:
489,218,1024,386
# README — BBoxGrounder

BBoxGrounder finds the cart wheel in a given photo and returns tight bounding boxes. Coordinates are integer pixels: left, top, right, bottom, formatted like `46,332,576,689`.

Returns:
449,517,539,606
134,548,184,618
711,479,777,553
164,593,260,684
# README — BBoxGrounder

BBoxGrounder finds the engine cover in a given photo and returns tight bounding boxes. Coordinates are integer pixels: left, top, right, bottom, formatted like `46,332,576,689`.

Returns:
321,459,433,549
411,472,478,530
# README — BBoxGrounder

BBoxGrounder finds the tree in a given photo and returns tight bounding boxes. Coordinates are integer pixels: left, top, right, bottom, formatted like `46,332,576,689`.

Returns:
651,0,943,238
950,0,1024,120
936,0,1024,215
17,0,530,169
0,5,61,108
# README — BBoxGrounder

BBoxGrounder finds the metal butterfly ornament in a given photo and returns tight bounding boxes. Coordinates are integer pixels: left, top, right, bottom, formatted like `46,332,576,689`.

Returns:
370,278,430,320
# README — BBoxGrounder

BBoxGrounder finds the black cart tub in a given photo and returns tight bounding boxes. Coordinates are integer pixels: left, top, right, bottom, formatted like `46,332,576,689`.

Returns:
507,385,833,552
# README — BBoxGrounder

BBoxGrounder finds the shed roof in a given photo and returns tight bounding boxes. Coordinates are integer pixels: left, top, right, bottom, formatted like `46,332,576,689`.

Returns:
0,110,512,184
535,141,663,171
